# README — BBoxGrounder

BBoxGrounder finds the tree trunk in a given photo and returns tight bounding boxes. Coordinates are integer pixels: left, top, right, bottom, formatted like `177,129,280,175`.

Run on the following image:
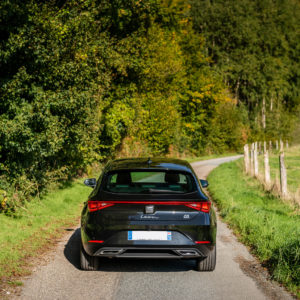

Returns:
279,152,288,198
269,140,272,152
275,140,278,150
264,150,271,186
264,141,267,153
235,79,240,101
270,97,273,111
286,140,289,148
262,97,266,130
244,144,250,174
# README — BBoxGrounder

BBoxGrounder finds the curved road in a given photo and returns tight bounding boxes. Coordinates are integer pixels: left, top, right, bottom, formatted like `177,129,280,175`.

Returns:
16,156,293,300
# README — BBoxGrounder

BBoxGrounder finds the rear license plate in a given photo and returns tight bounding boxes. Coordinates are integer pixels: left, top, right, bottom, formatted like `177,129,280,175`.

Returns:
128,231,172,241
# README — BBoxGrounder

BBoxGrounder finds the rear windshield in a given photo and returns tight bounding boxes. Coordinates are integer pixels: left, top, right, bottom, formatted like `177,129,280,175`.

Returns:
103,170,197,194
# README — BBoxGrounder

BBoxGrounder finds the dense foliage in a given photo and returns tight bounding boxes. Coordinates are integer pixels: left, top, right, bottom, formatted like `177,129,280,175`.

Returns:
191,0,300,141
0,0,299,209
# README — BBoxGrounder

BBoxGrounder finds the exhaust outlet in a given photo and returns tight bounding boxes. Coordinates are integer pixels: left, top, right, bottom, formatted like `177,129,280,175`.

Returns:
176,250,198,256
100,249,123,255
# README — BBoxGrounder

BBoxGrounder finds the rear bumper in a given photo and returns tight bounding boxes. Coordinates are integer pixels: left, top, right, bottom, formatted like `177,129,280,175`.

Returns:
81,226,216,258
83,241,215,259
92,247,206,259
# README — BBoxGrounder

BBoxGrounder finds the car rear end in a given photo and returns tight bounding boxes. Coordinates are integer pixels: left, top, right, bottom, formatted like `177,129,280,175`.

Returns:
80,165,216,271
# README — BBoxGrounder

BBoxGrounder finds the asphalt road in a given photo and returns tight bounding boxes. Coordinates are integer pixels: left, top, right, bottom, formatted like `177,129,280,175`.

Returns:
16,155,293,300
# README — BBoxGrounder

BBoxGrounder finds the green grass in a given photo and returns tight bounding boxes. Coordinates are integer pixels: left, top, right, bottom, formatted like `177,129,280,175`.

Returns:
0,178,93,283
208,159,300,297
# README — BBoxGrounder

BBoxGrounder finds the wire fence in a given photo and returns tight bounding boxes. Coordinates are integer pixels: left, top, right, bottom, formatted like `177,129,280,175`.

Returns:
243,140,300,208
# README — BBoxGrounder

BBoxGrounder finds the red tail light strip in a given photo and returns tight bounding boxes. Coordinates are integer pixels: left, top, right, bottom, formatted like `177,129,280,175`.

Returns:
88,200,211,213
88,201,114,212
195,241,211,244
88,240,104,243
184,202,210,213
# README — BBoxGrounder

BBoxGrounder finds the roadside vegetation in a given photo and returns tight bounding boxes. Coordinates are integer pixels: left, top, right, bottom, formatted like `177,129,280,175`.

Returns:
208,159,300,297
0,179,91,286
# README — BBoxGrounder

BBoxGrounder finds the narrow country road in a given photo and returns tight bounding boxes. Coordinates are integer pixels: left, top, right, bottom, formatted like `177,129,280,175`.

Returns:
16,156,293,300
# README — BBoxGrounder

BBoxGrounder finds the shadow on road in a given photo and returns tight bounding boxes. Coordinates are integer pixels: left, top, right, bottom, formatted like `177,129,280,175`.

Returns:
64,228,81,269
64,228,196,272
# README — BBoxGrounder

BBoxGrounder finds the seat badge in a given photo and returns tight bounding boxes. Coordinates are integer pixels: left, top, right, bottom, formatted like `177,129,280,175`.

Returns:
145,205,154,214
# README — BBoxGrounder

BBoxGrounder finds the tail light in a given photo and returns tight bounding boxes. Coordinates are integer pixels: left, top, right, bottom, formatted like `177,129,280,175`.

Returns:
88,200,211,213
88,201,114,212
195,241,211,244
88,240,104,243
185,202,211,213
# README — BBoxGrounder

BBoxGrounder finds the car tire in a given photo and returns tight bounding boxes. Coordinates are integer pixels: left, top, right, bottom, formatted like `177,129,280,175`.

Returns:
80,243,98,271
196,246,216,271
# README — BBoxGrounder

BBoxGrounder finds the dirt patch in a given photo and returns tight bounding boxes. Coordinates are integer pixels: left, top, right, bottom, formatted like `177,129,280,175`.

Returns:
219,234,232,243
235,255,296,300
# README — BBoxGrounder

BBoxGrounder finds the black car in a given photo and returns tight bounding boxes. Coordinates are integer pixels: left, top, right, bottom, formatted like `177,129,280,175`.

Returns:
80,158,217,271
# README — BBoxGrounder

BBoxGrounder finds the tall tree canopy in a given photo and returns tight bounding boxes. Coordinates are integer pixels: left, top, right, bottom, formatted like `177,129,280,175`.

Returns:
0,0,299,208
190,0,300,140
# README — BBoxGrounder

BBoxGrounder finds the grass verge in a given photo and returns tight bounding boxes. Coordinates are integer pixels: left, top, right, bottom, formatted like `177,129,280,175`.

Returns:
0,178,92,290
208,159,300,297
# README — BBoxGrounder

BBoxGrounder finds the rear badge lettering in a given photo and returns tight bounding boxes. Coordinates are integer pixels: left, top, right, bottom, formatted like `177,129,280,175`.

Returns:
183,214,190,219
141,215,159,219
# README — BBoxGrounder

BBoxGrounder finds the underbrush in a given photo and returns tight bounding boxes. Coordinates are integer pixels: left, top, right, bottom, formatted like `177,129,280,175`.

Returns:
208,160,300,297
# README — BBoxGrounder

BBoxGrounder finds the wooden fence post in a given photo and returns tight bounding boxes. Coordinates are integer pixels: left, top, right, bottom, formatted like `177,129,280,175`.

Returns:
254,142,259,177
264,150,271,186
280,138,284,152
244,144,250,174
250,143,254,175
279,152,288,198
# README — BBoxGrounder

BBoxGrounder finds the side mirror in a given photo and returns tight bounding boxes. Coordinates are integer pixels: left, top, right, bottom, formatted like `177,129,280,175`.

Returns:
200,179,209,188
84,178,96,188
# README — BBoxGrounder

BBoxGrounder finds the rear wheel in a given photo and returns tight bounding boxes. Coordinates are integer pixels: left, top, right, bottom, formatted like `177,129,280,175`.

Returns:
196,246,216,271
80,243,98,271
